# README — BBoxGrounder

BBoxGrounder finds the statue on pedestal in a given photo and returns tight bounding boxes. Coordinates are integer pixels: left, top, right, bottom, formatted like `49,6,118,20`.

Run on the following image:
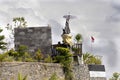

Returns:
61,14,75,47
61,29,72,47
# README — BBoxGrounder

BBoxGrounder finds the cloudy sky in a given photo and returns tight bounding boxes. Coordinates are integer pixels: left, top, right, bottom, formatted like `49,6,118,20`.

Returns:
0,0,120,79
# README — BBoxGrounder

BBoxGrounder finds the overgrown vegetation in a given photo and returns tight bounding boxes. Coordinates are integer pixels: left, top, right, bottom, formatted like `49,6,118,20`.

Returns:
0,28,7,50
44,55,53,63
54,47,73,80
13,17,27,28
0,45,49,62
17,73,27,80
49,73,58,80
10,73,27,80
34,49,43,61
109,72,120,80
83,52,102,64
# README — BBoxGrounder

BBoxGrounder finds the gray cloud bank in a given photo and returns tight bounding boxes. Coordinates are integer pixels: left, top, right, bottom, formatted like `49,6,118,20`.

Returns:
0,0,120,79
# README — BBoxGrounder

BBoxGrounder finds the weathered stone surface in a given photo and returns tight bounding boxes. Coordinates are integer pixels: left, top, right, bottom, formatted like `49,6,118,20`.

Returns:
73,64,90,80
14,26,52,55
0,62,64,80
0,62,106,80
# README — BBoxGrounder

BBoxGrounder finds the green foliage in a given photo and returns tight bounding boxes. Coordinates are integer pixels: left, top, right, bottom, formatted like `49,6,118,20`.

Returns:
75,33,82,43
34,49,43,61
0,45,47,62
13,17,27,28
44,55,53,63
0,49,18,62
9,73,27,80
18,73,27,80
109,72,120,80
64,69,73,80
2,56,14,62
0,28,7,50
54,47,73,80
7,46,32,62
10,73,27,80
0,45,35,62
0,52,15,62
7,49,19,58
24,57,36,62
0,45,50,62
23,52,35,62
17,45,28,57
49,73,58,80
83,53,101,64
0,53,9,62
55,47,72,64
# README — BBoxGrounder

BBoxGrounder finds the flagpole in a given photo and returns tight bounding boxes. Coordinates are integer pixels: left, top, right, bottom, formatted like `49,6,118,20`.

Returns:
91,36,94,53
91,41,92,53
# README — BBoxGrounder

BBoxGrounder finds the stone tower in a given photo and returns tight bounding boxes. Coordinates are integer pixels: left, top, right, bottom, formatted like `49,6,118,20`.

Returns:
14,26,52,55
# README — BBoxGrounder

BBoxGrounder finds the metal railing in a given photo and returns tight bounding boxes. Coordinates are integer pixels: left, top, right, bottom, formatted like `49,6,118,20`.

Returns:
51,43,82,57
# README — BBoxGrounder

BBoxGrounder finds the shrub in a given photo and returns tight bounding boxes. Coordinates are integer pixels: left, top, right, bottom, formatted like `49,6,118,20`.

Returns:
0,45,36,62
34,49,43,61
17,45,28,57
55,47,72,65
7,49,18,57
49,73,58,80
75,33,82,43
0,52,10,62
2,56,14,62
83,53,102,64
24,58,36,62
44,55,53,63
54,47,73,80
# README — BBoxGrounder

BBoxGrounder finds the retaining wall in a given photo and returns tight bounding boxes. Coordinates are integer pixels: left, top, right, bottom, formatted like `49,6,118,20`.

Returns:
0,62,106,80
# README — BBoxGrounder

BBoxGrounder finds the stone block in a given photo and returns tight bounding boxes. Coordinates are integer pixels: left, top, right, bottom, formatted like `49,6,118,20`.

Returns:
14,27,52,55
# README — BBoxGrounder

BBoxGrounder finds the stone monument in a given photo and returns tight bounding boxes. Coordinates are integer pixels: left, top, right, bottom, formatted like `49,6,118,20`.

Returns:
61,14,75,47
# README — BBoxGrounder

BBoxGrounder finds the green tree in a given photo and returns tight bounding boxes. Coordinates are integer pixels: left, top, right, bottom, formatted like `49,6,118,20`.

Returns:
0,28,7,50
13,17,27,28
55,47,72,64
83,52,101,64
5,17,27,50
109,72,120,80
55,47,73,80
75,33,82,43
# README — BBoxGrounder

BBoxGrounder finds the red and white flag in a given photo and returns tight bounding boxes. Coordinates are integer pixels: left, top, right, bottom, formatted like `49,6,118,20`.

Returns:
91,36,95,42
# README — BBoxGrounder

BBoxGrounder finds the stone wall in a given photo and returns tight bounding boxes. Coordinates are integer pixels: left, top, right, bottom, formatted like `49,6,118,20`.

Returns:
0,62,64,80
14,26,52,55
73,64,90,80
0,62,106,80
